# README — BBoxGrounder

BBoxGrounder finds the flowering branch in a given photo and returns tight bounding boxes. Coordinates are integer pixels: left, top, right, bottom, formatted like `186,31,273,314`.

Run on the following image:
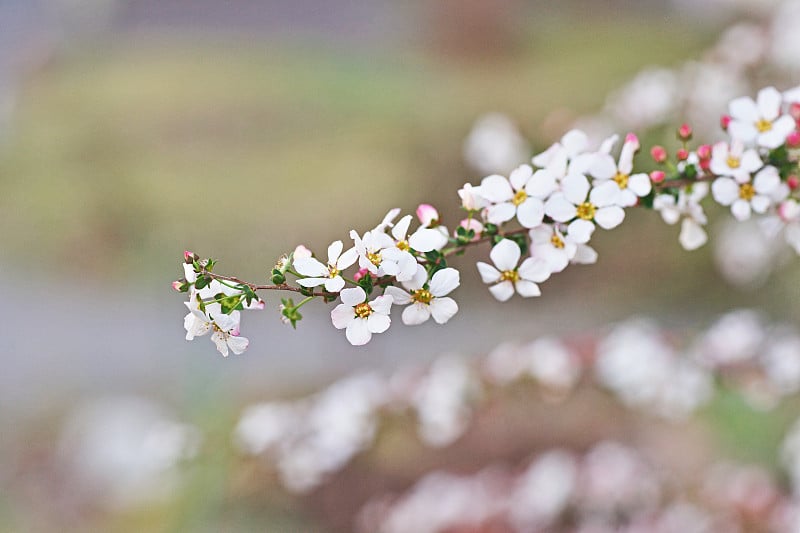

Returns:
176,84,800,355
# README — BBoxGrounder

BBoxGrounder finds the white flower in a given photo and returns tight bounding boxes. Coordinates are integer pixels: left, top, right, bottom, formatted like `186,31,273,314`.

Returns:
479,164,555,228
728,87,796,149
458,183,489,211
529,224,578,273
653,183,710,251
586,133,652,207
476,239,550,301
183,280,250,356
330,287,392,345
349,228,395,276
381,214,447,282
544,173,625,243
463,112,530,175
712,165,781,221
385,265,460,325
294,240,358,293
292,245,312,260
532,129,589,179
709,141,762,183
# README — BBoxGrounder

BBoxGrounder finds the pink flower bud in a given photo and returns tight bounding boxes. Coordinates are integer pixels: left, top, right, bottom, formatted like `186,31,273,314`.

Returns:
458,183,485,211
416,203,439,226
353,268,370,282
677,123,692,140
787,131,800,148
699,158,711,171
788,175,800,190
184,250,197,263
791,103,800,121
720,115,731,130
696,144,712,160
293,245,312,260
458,218,484,241
172,280,184,291
676,148,689,161
649,170,666,184
778,199,800,221
650,145,667,163
624,133,640,149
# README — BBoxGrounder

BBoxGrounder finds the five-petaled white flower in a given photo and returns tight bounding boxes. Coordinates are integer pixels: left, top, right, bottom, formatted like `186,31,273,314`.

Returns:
544,174,625,244
330,287,393,345
350,228,395,276
381,214,448,282
385,265,460,325
294,240,358,293
653,183,710,251
529,224,578,273
476,239,551,301
728,86,796,149
586,133,652,207
712,165,781,221
709,141,762,183
184,286,249,357
479,164,556,228
532,129,590,179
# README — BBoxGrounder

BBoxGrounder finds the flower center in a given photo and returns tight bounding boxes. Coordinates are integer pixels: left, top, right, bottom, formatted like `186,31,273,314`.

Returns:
500,270,519,283
576,202,596,221
411,288,433,304
396,240,410,251
328,265,340,278
756,119,773,133
366,251,382,266
613,172,629,189
739,183,756,201
512,189,528,206
354,302,372,319
550,233,565,249
726,156,740,169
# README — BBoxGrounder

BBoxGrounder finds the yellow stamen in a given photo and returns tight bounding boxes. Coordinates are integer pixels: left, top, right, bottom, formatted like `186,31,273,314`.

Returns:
613,172,629,189
328,265,340,278
726,156,740,169
366,251,382,266
396,240,410,251
500,270,519,283
739,183,755,201
550,233,565,249
512,189,528,206
411,288,433,304
756,119,773,133
354,302,372,318
576,202,596,221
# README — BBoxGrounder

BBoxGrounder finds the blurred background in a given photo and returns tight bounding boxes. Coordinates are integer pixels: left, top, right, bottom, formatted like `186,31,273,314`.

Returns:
1,0,800,531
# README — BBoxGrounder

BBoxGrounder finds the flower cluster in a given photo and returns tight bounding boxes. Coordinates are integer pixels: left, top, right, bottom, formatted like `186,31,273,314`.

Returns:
175,84,799,353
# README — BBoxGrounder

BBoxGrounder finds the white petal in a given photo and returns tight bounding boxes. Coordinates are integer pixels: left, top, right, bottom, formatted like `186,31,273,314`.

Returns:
518,257,551,283
561,129,588,156
628,173,652,196
211,331,229,357
572,244,597,264
402,303,431,325
567,219,595,244
516,198,545,228
183,263,197,283
385,286,412,305
331,304,354,329
589,154,617,180
429,267,460,297
409,228,448,252
729,96,759,123
545,194,578,222
740,150,762,172
370,294,394,315
509,164,533,190
526,169,557,198
528,225,551,245
489,281,515,301
327,240,343,266
480,175,514,202
336,247,359,269
490,239,521,271
477,262,501,283
324,276,346,293
712,177,739,205
404,263,427,290
514,280,541,297
589,181,620,207
487,202,517,225
294,257,328,277
728,121,757,144
227,335,249,355
679,218,707,251
731,199,752,221
392,215,412,241
754,167,780,194
561,174,590,205
340,287,366,306
367,312,391,333
346,319,372,345
757,86,782,121
594,206,625,229
297,277,327,288
751,195,771,214
429,297,458,324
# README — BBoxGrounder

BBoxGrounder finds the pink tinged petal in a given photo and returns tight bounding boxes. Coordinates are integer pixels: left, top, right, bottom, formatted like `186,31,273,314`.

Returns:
385,286,412,305
340,287,366,306
518,257,551,283
679,218,707,251
618,139,637,175
429,267,460,297
567,219,595,244
731,199,752,221
211,331,229,357
545,195,578,222
490,239,521,271
589,154,617,180
561,129,588,156
712,178,739,205
572,244,597,264
526,169,557,198
754,167,780,194
337,247,359,269
757,86,782,121
324,276,346,293
402,303,431,325
480,175,514,202
509,164,534,190
728,121,757,144
486,202,517,224
751,195,771,214
331,304,354,329
514,279,541,297
294,257,328,277
227,335,249,355
477,262,501,283
417,203,439,226
297,277,327,288
370,294,394,315
516,198,545,228
561,174,590,205
392,214,413,241
628,174,652,196
346,318,372,345
429,297,458,324
327,240,344,265
409,228,447,252
594,206,625,230
589,181,620,208
367,312,391,333
489,281,515,302
729,96,759,122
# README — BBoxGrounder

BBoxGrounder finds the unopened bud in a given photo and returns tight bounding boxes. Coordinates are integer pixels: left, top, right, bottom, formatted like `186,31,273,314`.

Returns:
650,170,666,184
790,103,800,121
720,115,731,130
184,250,198,263
416,203,439,227
172,280,184,292
353,268,370,282
788,175,799,190
696,144,712,160
676,148,689,161
787,131,800,148
650,145,667,163
677,123,693,140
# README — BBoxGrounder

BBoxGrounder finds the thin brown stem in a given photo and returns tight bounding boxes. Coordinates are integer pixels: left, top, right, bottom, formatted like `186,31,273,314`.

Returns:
204,272,333,298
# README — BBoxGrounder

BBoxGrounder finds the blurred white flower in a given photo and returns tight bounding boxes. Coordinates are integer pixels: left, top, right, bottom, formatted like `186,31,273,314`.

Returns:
695,310,765,366
509,450,577,530
463,113,530,175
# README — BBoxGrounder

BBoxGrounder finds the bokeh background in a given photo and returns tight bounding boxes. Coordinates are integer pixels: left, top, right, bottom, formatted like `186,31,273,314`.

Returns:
1,0,799,531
